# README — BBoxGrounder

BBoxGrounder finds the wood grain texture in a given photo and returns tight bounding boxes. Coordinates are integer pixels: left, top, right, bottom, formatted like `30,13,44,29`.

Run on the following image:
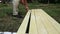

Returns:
39,9,60,33
29,10,38,34
38,9,59,34
31,9,60,34
34,9,48,34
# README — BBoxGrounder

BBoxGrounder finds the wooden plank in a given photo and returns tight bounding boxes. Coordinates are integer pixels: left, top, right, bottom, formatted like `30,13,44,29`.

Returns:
34,9,48,34
40,9,60,25
39,9,60,33
16,10,31,34
35,9,60,34
16,9,60,34
29,10,38,34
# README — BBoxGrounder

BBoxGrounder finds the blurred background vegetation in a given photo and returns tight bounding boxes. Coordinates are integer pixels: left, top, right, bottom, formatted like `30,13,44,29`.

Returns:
0,0,60,4
0,0,60,32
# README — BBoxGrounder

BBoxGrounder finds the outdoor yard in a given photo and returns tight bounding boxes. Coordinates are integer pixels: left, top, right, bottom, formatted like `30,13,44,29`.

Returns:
0,3,60,32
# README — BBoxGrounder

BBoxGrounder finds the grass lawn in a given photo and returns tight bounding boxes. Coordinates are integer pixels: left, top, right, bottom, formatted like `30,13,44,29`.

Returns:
0,3,60,32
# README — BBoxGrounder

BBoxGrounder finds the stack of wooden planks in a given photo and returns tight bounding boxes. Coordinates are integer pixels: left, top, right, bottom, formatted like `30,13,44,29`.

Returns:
17,9,60,34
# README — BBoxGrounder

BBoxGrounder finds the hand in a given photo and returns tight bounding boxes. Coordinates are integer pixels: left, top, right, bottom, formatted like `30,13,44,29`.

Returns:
25,6,29,12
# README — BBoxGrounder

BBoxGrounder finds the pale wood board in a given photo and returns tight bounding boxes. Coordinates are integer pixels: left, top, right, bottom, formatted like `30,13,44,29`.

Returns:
16,10,31,34
17,9,60,34
34,9,60,34
34,9,48,34
39,9,60,33
29,10,38,34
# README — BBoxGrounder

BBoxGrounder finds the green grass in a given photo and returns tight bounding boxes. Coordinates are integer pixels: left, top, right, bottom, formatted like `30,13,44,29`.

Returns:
0,4,26,32
0,3,60,32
